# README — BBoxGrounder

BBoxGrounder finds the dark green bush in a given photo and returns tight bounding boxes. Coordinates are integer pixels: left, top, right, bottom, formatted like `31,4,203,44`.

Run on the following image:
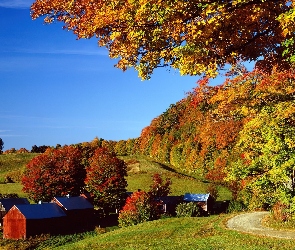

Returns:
176,202,200,217
227,200,246,213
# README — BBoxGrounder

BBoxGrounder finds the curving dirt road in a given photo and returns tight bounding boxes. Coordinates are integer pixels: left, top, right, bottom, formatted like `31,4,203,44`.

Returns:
227,211,295,239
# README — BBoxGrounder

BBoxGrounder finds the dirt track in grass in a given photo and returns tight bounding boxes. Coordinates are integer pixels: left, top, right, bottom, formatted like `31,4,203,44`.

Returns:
227,211,295,239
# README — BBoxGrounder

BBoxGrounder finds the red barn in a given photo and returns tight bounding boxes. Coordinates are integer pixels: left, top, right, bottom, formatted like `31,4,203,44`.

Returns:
52,196,94,233
3,203,67,239
0,198,30,225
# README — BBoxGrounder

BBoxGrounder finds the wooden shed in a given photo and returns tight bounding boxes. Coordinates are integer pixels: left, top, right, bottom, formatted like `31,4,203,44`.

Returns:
0,198,29,225
183,193,214,215
52,196,94,233
3,203,67,239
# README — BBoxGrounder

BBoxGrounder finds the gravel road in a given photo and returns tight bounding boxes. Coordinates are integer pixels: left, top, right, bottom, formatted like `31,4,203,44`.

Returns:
227,211,295,239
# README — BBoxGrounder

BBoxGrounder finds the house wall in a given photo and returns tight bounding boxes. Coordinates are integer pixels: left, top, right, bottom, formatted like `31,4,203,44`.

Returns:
26,217,67,238
65,209,94,233
3,208,26,239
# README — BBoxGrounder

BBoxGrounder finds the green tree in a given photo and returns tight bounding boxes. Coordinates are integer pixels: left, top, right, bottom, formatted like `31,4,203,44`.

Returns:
227,102,295,210
0,138,3,154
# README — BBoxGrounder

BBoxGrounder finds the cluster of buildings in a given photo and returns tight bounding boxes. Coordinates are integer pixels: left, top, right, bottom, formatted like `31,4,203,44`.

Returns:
0,196,94,239
0,193,216,240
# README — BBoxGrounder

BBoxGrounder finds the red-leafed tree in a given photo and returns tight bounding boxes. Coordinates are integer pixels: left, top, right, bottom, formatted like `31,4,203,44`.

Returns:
118,190,160,227
118,173,171,227
22,146,85,202
85,147,127,211
149,173,172,197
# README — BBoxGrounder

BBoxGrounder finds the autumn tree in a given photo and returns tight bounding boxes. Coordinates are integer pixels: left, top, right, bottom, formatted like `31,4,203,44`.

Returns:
114,140,127,156
0,138,3,154
149,173,171,197
118,173,171,227
22,146,85,202
85,147,128,212
31,145,50,153
118,190,160,227
30,0,293,79
226,101,295,210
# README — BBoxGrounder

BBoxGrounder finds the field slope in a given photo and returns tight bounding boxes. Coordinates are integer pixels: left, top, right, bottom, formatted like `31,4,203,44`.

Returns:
52,215,295,250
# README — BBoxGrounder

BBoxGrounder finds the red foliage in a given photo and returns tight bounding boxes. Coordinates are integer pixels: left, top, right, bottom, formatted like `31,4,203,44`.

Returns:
85,147,127,210
149,173,171,197
22,146,85,202
118,190,160,227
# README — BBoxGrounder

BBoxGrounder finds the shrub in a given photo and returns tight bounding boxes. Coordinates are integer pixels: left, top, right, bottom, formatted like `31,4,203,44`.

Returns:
272,201,291,222
5,169,23,182
118,191,160,227
118,173,172,227
176,202,200,217
226,200,246,213
149,173,171,197
206,183,219,202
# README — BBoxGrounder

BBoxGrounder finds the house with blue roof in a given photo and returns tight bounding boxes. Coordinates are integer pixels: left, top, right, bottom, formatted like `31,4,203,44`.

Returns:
0,198,30,225
183,193,214,215
3,203,67,239
52,196,94,233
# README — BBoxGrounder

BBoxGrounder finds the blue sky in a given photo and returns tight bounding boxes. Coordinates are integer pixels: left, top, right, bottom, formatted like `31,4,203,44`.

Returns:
0,0,211,151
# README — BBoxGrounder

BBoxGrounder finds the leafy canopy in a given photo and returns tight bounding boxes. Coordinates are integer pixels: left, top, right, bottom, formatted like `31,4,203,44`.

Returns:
31,0,294,79
85,147,128,211
0,138,3,154
22,146,85,202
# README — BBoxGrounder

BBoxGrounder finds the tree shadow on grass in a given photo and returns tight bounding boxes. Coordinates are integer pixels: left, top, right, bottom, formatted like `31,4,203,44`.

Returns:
152,161,209,183
95,212,119,228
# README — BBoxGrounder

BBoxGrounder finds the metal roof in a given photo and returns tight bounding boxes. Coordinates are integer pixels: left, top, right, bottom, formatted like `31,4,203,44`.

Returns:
157,196,182,204
0,198,30,211
183,193,210,202
14,203,66,219
53,196,94,210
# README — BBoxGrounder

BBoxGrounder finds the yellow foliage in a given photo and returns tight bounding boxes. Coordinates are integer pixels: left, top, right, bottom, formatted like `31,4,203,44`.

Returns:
31,0,294,79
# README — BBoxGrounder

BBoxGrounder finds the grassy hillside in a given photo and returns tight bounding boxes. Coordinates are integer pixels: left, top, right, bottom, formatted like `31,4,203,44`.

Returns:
0,154,231,200
0,153,38,176
122,155,231,200
0,153,38,197
47,215,294,250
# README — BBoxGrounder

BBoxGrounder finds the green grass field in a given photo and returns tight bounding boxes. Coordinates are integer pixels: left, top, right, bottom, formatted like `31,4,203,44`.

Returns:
50,215,295,250
0,153,38,183
122,155,231,201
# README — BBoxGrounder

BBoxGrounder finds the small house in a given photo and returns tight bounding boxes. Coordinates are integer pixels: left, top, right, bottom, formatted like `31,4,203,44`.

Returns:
3,203,67,239
156,196,182,215
0,198,30,224
52,196,94,232
80,192,94,204
183,193,214,215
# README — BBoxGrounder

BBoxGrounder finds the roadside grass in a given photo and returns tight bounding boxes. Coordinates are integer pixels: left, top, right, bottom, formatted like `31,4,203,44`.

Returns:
51,215,295,250
263,214,295,231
